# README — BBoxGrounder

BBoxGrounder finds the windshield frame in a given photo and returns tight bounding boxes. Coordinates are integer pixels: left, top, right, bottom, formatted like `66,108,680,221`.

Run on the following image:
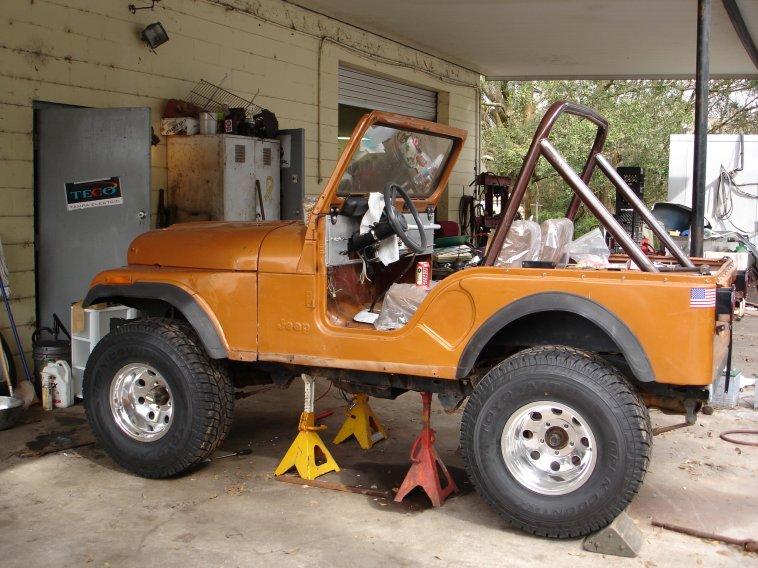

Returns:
306,111,466,240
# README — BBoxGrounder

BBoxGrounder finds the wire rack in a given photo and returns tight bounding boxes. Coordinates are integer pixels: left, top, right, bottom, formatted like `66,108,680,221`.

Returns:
186,79,262,118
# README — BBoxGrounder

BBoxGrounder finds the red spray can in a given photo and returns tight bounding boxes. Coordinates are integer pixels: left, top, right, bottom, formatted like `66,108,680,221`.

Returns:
415,261,430,288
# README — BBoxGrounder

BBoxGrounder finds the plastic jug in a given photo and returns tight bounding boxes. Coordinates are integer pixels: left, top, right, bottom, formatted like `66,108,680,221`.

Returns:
41,360,74,409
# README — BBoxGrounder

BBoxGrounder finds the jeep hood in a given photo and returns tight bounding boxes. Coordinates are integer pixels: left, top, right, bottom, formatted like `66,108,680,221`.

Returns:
127,221,296,271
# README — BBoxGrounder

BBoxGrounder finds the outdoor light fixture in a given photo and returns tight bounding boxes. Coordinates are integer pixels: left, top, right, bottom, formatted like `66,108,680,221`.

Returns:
140,22,169,50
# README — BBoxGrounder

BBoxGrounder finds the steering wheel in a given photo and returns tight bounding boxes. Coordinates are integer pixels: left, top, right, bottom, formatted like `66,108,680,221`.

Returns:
383,183,427,254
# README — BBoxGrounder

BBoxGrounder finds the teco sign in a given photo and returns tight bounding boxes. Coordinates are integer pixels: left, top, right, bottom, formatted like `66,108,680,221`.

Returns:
64,177,123,211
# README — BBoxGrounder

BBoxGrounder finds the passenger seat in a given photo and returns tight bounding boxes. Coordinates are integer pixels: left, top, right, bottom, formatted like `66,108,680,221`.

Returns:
494,220,542,267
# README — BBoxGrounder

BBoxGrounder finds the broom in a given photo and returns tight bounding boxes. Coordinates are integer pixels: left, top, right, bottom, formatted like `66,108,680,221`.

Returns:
0,240,36,408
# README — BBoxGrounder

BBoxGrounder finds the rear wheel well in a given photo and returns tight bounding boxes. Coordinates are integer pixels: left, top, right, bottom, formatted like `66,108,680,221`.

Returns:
473,311,639,383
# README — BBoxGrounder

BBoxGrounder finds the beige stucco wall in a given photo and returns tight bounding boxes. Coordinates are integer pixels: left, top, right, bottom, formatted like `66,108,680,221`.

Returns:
0,0,479,368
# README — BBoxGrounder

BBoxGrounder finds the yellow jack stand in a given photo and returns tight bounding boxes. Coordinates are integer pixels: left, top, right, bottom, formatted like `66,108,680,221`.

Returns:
333,393,388,450
275,374,340,480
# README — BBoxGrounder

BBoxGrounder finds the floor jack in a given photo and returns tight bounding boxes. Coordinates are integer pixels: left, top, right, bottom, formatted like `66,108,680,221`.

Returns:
394,392,459,507
333,393,388,450
275,374,340,480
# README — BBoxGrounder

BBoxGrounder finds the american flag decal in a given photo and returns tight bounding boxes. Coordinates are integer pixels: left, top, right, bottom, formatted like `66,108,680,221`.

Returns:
690,287,716,308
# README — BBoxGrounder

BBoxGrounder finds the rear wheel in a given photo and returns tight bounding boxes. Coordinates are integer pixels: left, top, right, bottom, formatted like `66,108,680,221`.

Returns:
460,346,651,538
84,318,234,478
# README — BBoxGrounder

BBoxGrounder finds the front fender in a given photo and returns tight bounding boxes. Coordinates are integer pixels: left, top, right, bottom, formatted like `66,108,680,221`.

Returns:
84,282,228,359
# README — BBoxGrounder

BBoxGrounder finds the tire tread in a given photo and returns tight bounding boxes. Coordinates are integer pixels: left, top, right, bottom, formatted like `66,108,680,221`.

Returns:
84,318,234,478
460,345,651,539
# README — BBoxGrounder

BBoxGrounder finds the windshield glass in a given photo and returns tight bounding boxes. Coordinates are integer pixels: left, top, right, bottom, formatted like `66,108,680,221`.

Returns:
338,124,454,198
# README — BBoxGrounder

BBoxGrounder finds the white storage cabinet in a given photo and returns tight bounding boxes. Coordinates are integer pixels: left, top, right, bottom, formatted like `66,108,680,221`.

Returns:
71,305,139,398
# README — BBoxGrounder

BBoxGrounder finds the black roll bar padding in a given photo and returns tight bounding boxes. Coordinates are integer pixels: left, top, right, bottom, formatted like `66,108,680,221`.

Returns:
484,100,608,266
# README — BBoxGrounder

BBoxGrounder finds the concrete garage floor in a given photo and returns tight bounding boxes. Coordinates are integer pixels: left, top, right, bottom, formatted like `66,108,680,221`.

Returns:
1,316,757,567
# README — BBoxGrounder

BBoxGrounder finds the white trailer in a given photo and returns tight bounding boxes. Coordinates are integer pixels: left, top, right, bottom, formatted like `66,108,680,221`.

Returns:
667,134,758,250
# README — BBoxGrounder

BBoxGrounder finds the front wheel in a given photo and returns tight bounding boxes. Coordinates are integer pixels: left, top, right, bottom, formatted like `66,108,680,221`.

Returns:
84,318,234,478
460,346,651,538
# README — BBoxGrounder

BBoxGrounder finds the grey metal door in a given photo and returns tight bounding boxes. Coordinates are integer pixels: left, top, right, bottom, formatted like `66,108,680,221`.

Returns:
278,128,305,220
36,107,151,327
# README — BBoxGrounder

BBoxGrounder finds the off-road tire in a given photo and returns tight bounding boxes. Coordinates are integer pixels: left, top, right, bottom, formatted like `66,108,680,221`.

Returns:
84,318,234,478
460,346,651,538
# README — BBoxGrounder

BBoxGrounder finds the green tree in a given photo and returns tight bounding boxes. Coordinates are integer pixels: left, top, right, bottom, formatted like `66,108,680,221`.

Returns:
481,79,758,235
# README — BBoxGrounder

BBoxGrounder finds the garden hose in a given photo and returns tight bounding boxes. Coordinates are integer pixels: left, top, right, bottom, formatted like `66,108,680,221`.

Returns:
719,429,758,447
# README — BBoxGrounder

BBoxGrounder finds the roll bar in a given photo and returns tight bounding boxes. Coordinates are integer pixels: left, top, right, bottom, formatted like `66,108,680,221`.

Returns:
483,101,694,272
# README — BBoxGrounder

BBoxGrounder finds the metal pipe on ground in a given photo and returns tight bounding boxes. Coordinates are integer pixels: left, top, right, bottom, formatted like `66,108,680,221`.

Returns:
652,520,758,553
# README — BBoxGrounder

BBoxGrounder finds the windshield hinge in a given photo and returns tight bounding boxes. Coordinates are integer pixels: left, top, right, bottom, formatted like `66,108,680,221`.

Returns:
329,205,339,225
425,205,434,221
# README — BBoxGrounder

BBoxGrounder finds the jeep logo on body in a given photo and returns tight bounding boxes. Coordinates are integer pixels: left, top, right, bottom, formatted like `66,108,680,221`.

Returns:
277,318,310,333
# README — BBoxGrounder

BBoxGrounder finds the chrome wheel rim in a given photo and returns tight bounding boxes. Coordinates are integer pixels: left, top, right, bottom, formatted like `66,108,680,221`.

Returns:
109,363,173,442
501,401,597,495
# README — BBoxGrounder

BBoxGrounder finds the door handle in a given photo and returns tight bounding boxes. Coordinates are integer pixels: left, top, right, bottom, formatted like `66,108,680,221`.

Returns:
137,210,147,220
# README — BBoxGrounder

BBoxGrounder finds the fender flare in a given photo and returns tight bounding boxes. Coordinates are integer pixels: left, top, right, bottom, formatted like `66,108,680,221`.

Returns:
456,292,655,382
83,283,228,359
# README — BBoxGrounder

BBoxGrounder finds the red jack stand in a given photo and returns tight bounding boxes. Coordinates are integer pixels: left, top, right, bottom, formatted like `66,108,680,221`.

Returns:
394,392,459,507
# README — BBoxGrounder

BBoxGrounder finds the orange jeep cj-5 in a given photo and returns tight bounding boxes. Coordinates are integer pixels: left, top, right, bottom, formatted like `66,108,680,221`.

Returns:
82,102,736,538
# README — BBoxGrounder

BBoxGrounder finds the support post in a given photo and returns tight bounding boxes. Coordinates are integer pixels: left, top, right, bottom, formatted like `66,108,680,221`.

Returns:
691,0,711,257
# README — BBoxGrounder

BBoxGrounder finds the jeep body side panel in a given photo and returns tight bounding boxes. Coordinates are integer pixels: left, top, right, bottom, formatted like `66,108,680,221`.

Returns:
87,267,258,361
253,221,724,385
90,251,725,386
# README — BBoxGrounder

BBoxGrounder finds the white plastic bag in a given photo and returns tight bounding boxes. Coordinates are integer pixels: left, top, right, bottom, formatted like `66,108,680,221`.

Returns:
539,218,574,263
374,282,437,331
360,192,399,266
494,220,541,267
567,228,610,268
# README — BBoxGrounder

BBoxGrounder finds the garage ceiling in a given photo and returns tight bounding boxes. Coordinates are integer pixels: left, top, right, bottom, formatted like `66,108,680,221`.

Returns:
289,0,758,79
